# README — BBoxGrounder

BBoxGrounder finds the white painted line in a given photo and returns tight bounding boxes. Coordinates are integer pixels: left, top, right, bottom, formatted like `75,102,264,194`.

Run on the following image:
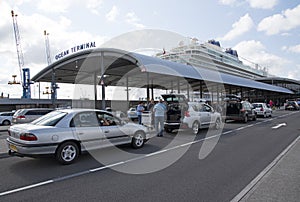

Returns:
222,130,233,135
0,180,53,197
145,149,167,157
89,161,125,172
231,135,300,202
236,124,254,131
180,142,195,147
272,123,287,129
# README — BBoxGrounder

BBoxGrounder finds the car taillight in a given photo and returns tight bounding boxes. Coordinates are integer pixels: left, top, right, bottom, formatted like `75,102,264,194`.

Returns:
260,107,264,111
184,111,190,117
17,115,26,119
20,133,38,141
240,109,246,112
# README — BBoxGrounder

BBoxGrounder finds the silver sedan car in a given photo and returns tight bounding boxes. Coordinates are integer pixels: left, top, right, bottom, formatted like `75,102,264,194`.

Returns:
7,109,150,164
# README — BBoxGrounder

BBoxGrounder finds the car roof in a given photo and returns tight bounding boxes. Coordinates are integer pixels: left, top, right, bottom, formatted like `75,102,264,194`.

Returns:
16,108,53,111
56,108,109,114
0,111,14,114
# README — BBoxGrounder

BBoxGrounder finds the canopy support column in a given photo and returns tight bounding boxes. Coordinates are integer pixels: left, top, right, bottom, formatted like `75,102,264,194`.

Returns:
100,52,106,110
94,73,97,108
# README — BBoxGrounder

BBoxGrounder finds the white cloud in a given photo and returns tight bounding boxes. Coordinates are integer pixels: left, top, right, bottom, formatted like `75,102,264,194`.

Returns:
86,0,103,15
0,4,107,86
246,0,278,9
37,0,103,14
282,44,300,53
287,64,300,80
234,40,290,77
219,0,277,9
125,12,145,29
106,6,119,22
220,13,254,41
219,0,237,5
258,4,300,35
37,0,72,13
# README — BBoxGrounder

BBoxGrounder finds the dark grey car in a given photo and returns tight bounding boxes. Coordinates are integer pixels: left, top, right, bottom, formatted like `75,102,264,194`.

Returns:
161,94,189,133
224,101,256,123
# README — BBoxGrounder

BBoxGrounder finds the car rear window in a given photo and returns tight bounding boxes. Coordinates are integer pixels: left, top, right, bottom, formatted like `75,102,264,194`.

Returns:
26,110,52,115
13,109,25,116
32,111,67,126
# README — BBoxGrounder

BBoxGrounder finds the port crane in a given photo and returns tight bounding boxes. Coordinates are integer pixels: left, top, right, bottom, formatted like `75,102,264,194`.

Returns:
10,10,31,99
43,30,58,105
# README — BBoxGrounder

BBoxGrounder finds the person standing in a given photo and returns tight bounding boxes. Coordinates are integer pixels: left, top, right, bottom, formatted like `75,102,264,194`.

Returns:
153,99,167,137
269,99,274,108
147,99,155,126
147,99,155,111
136,101,144,125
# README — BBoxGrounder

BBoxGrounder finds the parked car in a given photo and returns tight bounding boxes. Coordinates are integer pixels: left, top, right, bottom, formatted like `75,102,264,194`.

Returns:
252,103,272,118
182,102,222,134
7,108,150,164
127,107,138,120
161,94,189,133
106,107,126,120
285,101,300,110
0,111,15,125
224,100,256,123
11,108,53,124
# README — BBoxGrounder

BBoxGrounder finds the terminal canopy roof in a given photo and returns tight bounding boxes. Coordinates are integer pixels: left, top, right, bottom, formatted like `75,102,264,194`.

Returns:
32,48,293,94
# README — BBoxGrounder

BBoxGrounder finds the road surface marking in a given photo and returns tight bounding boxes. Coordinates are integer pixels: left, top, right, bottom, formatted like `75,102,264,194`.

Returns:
272,123,287,129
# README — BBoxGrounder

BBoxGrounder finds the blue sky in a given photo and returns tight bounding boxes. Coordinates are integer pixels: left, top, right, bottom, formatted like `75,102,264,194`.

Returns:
0,0,300,98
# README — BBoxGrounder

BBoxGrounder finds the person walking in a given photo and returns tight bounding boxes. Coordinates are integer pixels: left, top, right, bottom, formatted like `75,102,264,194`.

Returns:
153,99,167,137
136,101,145,125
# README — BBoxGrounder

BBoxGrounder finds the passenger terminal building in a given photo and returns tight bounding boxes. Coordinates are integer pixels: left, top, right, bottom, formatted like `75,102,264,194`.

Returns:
1,39,299,112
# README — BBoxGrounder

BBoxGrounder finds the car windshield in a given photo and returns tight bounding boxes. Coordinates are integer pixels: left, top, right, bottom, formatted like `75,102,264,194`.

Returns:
31,111,67,126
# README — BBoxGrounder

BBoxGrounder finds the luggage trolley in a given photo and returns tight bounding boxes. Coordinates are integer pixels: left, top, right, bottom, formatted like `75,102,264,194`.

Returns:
141,111,153,128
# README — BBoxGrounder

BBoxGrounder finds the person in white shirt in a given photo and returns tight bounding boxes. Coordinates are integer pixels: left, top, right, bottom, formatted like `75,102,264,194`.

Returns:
153,99,167,137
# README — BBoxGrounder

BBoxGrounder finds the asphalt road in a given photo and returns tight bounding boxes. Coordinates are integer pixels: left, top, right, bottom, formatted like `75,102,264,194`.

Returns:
0,110,299,202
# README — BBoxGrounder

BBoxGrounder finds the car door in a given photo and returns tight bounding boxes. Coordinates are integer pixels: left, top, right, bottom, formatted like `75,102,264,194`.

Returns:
199,104,212,127
70,111,105,151
98,112,131,146
244,102,254,118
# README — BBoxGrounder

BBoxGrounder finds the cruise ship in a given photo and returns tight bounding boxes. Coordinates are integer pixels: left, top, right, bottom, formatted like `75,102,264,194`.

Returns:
156,39,269,79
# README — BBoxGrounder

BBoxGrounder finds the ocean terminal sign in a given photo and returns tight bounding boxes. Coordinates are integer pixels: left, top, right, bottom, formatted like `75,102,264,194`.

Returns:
55,41,96,60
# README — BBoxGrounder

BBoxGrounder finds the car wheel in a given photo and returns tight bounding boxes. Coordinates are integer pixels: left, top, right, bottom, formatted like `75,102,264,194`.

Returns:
192,121,200,134
215,118,221,130
2,120,10,125
56,141,79,165
131,132,145,149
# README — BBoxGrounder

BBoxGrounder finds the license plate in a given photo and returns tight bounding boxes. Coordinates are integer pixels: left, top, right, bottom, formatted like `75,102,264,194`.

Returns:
9,144,17,152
